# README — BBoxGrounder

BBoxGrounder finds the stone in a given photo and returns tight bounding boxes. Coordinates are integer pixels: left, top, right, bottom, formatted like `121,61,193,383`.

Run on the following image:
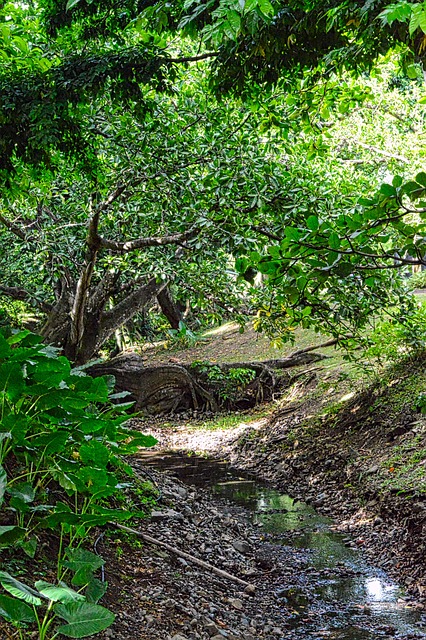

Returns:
229,598,244,610
232,540,251,554
151,509,184,522
204,622,220,636
244,584,256,596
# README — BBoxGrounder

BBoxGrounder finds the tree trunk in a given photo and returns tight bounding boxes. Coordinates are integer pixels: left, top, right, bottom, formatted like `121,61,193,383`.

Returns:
157,286,183,330
40,278,164,364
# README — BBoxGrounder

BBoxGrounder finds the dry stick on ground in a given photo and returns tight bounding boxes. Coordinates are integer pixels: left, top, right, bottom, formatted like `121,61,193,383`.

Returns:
114,523,255,590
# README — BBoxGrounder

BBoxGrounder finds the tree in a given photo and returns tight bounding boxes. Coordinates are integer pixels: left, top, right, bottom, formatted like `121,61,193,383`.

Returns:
1,0,426,363
0,65,296,362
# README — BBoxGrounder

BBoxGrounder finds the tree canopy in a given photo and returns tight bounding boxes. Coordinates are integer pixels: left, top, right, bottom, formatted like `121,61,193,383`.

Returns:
1,0,426,362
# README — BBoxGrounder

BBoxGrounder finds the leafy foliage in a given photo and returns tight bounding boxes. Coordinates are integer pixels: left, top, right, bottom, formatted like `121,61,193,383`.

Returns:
0,325,157,638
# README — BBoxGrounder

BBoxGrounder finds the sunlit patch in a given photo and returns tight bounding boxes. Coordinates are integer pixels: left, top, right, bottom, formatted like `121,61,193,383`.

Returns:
339,392,355,403
365,578,397,601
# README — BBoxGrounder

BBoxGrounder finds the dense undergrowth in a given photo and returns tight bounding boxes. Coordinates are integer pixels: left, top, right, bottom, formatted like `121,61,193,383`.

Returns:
0,326,157,639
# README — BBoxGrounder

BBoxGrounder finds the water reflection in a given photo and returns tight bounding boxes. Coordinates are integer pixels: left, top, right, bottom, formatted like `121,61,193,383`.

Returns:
139,453,426,639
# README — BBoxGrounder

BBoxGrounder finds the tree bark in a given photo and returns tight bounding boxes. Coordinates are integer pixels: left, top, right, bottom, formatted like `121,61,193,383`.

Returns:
157,286,183,330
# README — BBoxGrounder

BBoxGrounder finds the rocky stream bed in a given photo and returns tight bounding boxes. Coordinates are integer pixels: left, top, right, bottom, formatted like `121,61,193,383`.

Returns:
90,448,426,640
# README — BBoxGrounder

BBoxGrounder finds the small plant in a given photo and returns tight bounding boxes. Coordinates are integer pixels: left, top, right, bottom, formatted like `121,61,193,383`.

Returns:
0,548,112,639
166,321,204,349
190,360,256,403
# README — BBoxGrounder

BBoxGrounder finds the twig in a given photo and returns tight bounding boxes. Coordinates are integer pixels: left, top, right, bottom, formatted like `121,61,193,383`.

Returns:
113,523,254,590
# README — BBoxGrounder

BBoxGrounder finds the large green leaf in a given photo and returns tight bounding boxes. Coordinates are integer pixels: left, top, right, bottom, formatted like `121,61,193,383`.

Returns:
0,362,24,402
0,593,36,622
0,571,42,605
0,526,26,547
63,549,104,586
35,581,85,603
85,579,107,604
7,482,35,504
54,601,115,637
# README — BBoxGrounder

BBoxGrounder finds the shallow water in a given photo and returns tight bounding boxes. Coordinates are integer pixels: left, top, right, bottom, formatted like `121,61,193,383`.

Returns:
139,452,426,639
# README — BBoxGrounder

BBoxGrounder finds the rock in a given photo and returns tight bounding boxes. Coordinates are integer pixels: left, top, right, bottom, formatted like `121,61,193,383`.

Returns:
151,509,184,522
171,635,189,640
366,465,379,474
232,540,251,554
244,584,256,596
204,622,220,636
229,598,244,610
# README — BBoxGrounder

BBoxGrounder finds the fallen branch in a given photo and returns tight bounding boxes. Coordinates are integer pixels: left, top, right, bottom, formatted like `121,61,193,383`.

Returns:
289,338,339,357
114,523,255,590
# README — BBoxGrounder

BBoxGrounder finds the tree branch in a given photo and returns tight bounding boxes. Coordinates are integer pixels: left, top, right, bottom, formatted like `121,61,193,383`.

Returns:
0,213,32,242
98,228,199,253
100,278,167,343
0,285,52,313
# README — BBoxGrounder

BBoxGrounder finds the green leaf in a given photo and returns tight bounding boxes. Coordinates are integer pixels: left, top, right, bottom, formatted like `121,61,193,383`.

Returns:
35,581,85,604
20,538,37,558
335,262,353,277
0,594,36,623
7,482,35,504
226,9,241,34
85,579,107,604
306,215,319,231
55,601,115,637
0,571,42,605
63,549,104,586
258,0,274,16
380,183,396,197
66,0,81,10
0,526,26,548
0,334,11,358
244,0,258,11
329,232,340,250
32,431,70,454
0,362,24,402
79,441,109,467
416,172,426,187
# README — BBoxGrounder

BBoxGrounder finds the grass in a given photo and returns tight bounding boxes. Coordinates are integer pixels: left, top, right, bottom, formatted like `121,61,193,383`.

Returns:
187,407,270,432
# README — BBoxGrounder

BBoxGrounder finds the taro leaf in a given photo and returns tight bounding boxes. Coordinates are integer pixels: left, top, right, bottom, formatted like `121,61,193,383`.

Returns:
0,571,42,605
0,465,6,507
54,601,115,638
77,467,108,493
63,549,104,587
79,441,109,467
6,330,31,346
31,356,71,385
35,581,85,604
32,430,69,455
0,526,26,547
7,482,35,504
0,593,36,622
0,333,11,358
0,362,24,402
1,414,29,444
20,537,37,558
9,497,30,514
85,579,107,604
51,470,78,492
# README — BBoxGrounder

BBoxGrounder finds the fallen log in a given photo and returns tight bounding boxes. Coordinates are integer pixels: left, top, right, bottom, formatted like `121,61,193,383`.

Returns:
88,350,329,414
114,523,255,590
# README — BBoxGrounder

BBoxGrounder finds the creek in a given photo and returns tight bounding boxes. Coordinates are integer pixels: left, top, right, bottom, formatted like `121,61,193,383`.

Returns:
140,451,426,640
